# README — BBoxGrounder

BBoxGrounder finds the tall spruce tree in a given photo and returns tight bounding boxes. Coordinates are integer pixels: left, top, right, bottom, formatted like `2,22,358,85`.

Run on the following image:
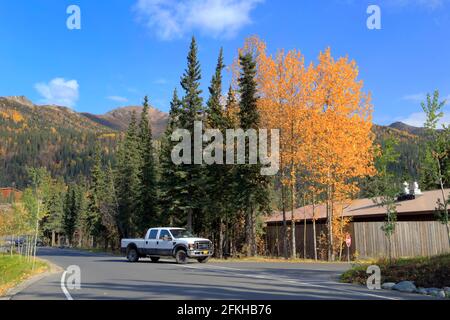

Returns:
85,145,108,247
178,36,206,232
159,89,185,226
204,48,228,256
236,53,271,257
63,184,79,246
138,96,158,230
116,112,142,238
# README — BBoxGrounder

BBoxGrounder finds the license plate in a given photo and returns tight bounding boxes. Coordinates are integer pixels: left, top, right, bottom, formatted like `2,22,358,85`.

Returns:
202,251,208,255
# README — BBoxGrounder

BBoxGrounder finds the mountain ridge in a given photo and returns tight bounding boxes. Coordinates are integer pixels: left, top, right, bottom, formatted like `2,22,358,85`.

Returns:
0,95,426,133
0,95,425,187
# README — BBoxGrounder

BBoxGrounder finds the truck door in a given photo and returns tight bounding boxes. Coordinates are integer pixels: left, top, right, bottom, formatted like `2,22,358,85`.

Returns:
145,229,158,255
156,229,174,256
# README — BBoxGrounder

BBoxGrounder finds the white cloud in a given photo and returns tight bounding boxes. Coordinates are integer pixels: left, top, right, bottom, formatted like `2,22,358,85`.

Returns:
400,111,450,127
402,93,450,104
402,93,426,103
134,0,263,40
153,78,168,85
35,78,79,107
383,0,448,10
107,95,129,103
399,93,450,127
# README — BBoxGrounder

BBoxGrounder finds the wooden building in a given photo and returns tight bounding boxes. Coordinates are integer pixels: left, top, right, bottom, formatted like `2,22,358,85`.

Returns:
0,187,22,203
264,189,450,259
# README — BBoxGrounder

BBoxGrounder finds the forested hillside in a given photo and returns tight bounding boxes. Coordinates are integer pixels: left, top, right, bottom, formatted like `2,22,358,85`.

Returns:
0,96,427,189
0,96,119,187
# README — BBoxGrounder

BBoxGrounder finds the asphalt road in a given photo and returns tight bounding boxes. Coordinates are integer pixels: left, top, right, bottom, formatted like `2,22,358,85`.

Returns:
12,247,432,300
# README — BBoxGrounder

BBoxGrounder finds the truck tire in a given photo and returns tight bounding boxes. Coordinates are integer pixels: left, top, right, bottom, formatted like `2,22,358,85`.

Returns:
175,249,188,264
127,247,139,262
150,257,160,263
197,257,209,263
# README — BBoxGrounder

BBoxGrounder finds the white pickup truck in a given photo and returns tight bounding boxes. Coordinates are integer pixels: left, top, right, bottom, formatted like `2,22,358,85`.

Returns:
121,227,213,264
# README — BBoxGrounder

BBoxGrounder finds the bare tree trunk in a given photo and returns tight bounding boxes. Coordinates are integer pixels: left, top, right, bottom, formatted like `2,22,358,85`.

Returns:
32,200,40,270
251,210,257,256
326,197,331,261
312,195,318,261
187,209,193,232
218,218,224,259
290,184,296,259
338,208,344,261
51,231,55,247
281,183,288,259
246,206,252,257
10,235,14,256
303,194,307,259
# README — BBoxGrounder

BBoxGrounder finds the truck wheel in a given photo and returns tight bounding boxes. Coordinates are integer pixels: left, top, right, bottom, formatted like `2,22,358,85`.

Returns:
150,257,160,263
197,257,209,263
175,249,188,264
127,247,139,262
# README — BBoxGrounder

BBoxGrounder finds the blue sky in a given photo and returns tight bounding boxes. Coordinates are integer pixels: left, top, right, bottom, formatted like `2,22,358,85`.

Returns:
0,0,449,126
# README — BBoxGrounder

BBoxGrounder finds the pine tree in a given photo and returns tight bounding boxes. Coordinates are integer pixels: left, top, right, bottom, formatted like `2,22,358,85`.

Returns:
63,185,78,246
138,96,158,230
160,89,185,226
116,112,142,238
204,48,228,256
236,53,271,257
178,36,206,232
180,37,204,128
41,177,65,247
206,48,226,128
85,145,107,246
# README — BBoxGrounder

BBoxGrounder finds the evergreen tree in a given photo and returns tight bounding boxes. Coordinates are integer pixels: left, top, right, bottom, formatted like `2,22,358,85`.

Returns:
138,96,158,230
178,36,206,232
41,177,65,246
85,145,107,246
236,53,272,257
116,112,142,237
180,37,204,128
160,89,185,226
206,48,226,128
204,48,228,256
63,184,79,246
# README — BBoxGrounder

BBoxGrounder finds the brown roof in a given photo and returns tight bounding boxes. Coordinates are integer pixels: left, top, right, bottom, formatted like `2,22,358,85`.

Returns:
265,189,450,223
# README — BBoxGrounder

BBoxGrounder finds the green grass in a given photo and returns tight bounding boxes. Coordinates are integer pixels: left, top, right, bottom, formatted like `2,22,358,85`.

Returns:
341,253,450,288
0,254,49,296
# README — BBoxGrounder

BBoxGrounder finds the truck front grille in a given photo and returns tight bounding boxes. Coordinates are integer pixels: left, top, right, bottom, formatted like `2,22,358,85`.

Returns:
195,241,211,250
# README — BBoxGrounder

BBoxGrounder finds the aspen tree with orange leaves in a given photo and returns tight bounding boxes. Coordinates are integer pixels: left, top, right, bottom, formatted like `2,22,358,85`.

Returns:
239,36,376,260
240,37,315,259
307,48,376,261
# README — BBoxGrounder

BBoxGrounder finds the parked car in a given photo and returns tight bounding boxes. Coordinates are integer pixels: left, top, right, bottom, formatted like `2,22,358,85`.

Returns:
121,227,213,264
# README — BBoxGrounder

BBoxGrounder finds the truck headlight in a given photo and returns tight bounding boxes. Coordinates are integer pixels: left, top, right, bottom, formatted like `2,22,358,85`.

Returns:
188,243,195,250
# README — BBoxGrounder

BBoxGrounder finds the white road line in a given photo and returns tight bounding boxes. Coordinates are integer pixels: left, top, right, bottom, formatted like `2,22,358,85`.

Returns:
175,264,400,300
60,271,73,300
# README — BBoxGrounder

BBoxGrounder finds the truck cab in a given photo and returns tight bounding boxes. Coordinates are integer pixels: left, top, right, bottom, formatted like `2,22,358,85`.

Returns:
121,227,213,264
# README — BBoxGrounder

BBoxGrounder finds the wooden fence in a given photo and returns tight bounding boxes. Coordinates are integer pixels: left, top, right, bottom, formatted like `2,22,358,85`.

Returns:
265,220,450,259
353,221,450,258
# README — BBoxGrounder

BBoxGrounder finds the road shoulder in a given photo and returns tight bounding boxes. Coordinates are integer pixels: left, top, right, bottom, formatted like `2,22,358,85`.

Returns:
0,257,63,300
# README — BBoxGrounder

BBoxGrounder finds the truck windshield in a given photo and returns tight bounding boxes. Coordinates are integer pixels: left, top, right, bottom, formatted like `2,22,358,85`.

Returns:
170,229,194,239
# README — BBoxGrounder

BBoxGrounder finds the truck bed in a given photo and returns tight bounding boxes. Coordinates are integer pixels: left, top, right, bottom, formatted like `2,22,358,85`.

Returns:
121,238,145,249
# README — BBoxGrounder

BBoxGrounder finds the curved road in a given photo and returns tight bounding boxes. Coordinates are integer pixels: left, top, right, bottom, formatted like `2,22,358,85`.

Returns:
12,247,431,300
